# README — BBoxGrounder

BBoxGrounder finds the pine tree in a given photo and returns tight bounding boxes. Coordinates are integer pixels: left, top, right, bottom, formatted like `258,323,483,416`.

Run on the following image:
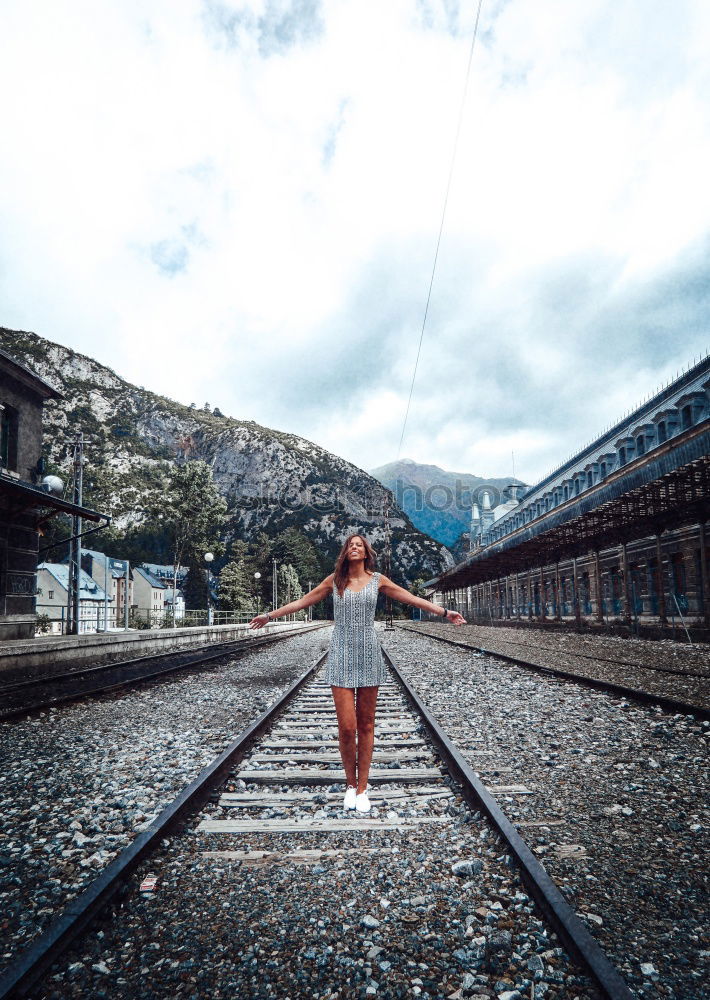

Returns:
219,561,254,612
183,562,210,609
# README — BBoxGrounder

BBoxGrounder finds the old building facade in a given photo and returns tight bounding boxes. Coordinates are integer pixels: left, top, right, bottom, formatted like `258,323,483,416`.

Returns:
0,348,107,639
430,356,710,634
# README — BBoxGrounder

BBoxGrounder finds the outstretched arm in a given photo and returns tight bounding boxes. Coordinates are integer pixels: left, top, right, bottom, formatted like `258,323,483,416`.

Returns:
249,575,333,629
378,574,466,625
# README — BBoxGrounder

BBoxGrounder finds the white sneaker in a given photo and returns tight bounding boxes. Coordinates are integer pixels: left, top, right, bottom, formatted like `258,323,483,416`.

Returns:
343,786,357,810
355,789,371,813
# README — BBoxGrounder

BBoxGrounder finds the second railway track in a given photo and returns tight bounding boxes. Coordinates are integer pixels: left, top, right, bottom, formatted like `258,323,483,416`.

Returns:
0,622,327,719
1,632,636,1000
396,622,710,719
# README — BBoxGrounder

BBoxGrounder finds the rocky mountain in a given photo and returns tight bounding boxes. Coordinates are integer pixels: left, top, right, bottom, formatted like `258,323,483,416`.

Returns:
370,458,526,548
1,328,452,584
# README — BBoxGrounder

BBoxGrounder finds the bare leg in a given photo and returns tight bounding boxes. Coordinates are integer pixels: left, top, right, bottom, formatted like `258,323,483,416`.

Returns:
331,686,357,788
355,686,379,793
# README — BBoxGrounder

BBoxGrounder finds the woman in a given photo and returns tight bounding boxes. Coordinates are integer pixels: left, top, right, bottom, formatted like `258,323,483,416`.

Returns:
250,534,465,812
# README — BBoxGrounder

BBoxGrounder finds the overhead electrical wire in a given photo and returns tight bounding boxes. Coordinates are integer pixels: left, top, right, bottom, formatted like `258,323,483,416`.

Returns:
396,0,485,459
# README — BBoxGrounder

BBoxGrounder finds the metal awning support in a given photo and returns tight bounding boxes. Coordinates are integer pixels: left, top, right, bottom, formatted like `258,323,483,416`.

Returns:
38,517,112,556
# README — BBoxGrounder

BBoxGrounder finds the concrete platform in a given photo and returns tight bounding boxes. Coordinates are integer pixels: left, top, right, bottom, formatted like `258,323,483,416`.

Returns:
0,621,328,685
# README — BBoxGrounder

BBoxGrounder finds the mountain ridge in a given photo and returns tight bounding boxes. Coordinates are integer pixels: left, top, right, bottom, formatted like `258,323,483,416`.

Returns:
370,458,526,548
1,327,453,584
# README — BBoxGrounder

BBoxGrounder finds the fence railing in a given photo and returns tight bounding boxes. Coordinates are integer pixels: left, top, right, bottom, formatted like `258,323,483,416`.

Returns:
34,605,310,636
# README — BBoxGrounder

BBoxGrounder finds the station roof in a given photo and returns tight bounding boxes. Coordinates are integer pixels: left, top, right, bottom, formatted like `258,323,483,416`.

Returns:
0,347,62,400
0,473,106,522
435,420,710,589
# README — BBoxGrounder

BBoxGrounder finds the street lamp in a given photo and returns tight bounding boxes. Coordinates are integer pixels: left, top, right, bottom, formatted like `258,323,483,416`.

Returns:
204,552,214,626
254,571,261,619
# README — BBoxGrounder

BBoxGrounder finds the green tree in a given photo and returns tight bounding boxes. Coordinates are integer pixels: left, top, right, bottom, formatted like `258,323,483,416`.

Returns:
277,563,303,610
160,461,227,599
272,527,324,585
183,562,210,610
219,561,254,613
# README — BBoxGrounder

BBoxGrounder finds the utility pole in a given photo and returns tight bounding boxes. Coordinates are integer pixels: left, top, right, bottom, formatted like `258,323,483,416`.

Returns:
272,557,278,613
383,494,394,630
67,432,84,635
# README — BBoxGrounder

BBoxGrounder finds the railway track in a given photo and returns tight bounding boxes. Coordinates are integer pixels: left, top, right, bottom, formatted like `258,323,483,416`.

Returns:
444,633,710,679
0,622,327,720
0,644,634,1000
397,623,710,720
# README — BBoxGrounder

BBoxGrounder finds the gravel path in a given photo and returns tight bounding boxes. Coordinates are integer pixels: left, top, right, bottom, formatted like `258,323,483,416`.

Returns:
402,623,710,711
383,629,709,1000
0,629,330,975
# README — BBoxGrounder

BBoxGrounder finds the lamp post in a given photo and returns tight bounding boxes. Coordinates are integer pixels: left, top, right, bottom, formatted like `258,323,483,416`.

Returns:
253,571,261,619
204,552,214,626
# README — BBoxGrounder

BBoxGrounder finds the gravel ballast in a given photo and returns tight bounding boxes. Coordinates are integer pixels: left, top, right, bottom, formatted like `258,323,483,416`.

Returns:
4,624,706,998
384,628,709,1000
33,651,602,1000
0,628,330,975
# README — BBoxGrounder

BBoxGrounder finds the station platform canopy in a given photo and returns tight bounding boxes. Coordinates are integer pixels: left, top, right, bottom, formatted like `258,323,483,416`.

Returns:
436,420,709,590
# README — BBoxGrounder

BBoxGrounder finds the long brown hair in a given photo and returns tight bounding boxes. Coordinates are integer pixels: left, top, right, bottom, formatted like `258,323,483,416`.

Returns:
333,533,377,597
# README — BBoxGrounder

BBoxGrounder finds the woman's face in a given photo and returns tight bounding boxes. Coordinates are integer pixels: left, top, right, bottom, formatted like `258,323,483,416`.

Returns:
347,536,366,561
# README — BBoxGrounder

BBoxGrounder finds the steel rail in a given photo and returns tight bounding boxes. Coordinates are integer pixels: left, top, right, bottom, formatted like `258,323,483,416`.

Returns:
419,629,710,679
0,651,328,1000
0,623,329,720
396,623,710,721
382,648,635,1000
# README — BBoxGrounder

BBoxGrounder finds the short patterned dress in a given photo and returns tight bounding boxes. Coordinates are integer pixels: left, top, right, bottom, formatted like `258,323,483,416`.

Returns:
325,572,388,688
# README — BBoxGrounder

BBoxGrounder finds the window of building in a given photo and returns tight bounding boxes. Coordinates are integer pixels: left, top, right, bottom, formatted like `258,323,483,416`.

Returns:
618,446,626,466
681,404,692,430
599,462,606,479
657,421,666,443
0,403,19,472
636,435,645,457
48,590,54,599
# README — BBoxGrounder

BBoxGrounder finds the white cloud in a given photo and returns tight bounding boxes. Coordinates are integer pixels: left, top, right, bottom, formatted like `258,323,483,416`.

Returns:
1,0,708,486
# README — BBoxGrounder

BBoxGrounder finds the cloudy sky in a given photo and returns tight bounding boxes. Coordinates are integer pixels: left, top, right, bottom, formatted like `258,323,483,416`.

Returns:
1,0,709,486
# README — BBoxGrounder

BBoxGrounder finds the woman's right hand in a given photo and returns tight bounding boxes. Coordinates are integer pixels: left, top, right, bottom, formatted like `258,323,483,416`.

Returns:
249,614,269,630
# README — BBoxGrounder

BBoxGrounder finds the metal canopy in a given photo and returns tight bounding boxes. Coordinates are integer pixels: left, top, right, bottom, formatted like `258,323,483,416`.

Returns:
437,422,710,589
0,474,104,522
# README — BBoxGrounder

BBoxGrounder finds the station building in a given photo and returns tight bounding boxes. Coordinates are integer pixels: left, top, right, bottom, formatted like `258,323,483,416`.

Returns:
0,348,107,639
429,356,710,635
